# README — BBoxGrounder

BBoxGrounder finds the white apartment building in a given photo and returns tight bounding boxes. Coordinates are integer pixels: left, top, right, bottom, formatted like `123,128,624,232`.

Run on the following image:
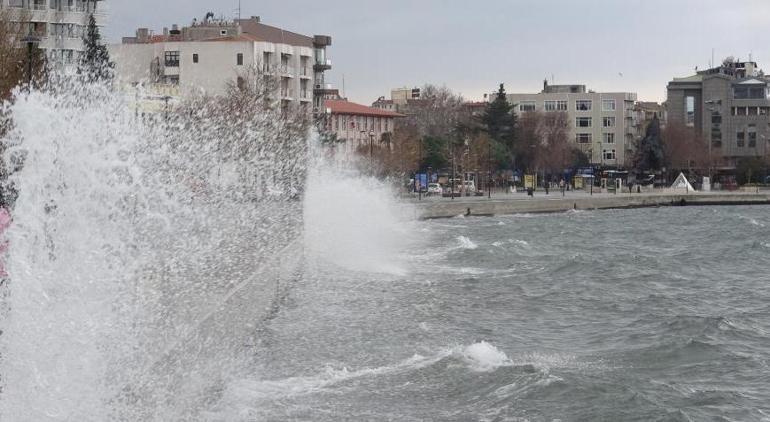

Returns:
2,0,106,72
505,81,637,167
110,16,332,113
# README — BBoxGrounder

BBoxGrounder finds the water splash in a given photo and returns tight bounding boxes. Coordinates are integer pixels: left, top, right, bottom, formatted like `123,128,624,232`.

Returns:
303,163,415,276
0,84,307,420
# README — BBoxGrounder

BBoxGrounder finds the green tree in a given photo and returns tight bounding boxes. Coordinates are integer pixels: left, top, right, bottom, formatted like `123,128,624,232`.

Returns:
481,83,518,169
79,14,113,82
420,136,449,170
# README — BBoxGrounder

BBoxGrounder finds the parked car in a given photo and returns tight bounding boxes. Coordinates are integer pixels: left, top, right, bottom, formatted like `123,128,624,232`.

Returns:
427,183,443,195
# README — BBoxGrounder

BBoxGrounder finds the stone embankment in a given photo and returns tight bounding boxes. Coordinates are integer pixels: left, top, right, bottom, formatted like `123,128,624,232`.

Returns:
408,191,770,219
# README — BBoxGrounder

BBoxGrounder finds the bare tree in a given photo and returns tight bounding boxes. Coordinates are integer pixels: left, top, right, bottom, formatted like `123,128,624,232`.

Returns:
168,64,310,200
662,123,709,172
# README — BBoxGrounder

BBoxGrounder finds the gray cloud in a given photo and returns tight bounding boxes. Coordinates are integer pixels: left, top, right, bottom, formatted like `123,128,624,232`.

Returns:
104,0,770,104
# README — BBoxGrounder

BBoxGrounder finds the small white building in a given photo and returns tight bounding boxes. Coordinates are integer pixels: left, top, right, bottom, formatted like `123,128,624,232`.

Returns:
110,16,332,113
504,81,637,167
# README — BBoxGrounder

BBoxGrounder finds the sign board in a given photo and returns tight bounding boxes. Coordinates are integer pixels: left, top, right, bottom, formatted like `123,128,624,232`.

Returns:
414,173,428,191
574,176,584,189
524,174,536,189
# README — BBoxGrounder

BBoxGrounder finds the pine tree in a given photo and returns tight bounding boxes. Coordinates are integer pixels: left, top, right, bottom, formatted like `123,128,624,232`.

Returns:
481,83,518,168
633,114,665,173
80,14,113,82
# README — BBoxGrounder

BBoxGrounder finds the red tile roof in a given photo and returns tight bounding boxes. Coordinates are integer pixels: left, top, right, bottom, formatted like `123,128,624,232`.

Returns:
325,100,405,118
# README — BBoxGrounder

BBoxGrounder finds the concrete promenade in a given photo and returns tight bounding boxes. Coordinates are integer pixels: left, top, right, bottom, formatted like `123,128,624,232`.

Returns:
406,190,770,219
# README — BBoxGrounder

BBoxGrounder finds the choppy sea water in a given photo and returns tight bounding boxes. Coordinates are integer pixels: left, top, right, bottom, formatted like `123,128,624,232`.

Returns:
231,205,770,422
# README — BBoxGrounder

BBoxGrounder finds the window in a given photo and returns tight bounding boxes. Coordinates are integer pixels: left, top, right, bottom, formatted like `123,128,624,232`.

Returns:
734,85,766,99
576,117,592,128
749,107,759,116
602,99,616,111
164,51,179,67
544,100,567,111
576,133,592,144
603,116,615,128
603,133,615,144
519,101,536,112
576,100,592,111
711,129,722,148
685,96,695,126
603,149,616,160
192,53,199,63
749,125,757,147
737,131,745,147
236,53,244,66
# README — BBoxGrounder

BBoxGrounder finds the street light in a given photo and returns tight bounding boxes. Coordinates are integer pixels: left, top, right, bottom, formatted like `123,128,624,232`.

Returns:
21,33,41,89
705,99,722,183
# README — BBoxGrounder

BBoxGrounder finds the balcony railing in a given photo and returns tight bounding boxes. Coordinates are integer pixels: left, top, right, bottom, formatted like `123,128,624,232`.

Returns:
278,65,294,75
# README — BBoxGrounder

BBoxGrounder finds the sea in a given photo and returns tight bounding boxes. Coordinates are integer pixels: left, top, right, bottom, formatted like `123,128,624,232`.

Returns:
236,205,770,421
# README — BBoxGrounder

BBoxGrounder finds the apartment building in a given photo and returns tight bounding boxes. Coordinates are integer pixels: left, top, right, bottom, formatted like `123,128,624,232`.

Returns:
322,99,403,159
667,60,770,168
110,15,332,113
504,81,637,167
2,0,106,72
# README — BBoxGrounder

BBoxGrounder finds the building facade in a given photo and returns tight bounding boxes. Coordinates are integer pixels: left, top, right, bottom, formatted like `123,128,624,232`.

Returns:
2,0,106,72
505,81,637,167
110,15,331,113
322,99,403,159
667,60,770,168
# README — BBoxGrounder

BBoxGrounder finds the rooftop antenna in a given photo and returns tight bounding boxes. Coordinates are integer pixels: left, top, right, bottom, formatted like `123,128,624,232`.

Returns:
238,0,242,20
342,74,346,99
711,48,714,69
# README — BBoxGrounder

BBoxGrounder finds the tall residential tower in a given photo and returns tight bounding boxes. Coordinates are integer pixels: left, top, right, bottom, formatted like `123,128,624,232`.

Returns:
2,0,106,72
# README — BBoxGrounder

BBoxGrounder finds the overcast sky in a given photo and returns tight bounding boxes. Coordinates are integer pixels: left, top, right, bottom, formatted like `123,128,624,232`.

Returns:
104,0,770,105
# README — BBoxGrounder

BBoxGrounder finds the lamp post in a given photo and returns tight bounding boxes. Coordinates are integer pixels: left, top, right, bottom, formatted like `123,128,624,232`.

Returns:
487,137,492,199
418,136,423,201
369,130,375,167
427,166,432,198
705,99,722,183
21,33,41,89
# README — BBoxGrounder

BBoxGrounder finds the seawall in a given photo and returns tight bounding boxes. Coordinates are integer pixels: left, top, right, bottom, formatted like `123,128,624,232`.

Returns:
409,192,770,219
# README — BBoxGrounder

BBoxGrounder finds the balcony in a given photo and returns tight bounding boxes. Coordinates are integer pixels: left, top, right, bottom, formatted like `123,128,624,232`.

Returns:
313,59,332,71
278,65,294,76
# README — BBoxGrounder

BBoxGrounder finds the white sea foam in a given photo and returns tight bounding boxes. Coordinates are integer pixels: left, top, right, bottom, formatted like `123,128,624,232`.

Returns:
456,235,478,250
459,341,513,372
